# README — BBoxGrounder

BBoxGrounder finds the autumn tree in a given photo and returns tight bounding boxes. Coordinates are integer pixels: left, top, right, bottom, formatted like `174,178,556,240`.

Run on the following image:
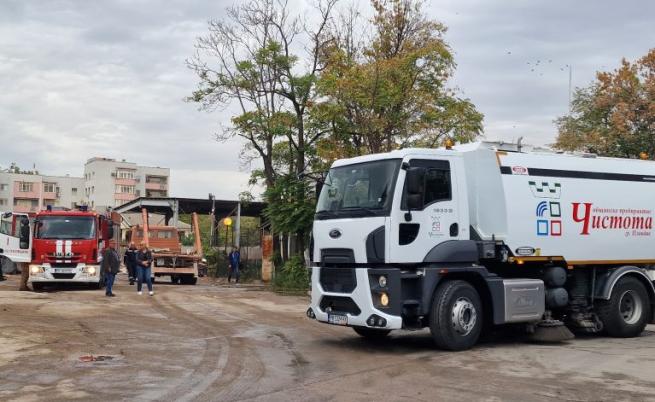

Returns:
555,49,655,158
314,0,483,166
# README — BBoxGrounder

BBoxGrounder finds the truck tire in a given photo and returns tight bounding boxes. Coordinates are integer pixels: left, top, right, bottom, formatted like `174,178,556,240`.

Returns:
353,326,391,340
189,277,198,285
429,280,482,351
597,276,650,338
170,276,179,284
32,283,44,292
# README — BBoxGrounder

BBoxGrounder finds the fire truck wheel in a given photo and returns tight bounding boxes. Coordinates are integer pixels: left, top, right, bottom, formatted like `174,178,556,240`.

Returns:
597,276,650,338
353,326,391,340
429,280,482,351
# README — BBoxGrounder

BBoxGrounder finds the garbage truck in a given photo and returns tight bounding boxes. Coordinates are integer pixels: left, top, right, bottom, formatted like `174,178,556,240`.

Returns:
306,141,655,350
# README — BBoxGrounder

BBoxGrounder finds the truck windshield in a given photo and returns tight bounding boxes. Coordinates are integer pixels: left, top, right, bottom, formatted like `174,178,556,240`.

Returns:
35,216,96,240
316,159,401,219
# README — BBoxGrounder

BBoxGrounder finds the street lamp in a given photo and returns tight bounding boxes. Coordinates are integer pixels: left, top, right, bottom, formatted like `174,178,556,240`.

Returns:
223,217,232,252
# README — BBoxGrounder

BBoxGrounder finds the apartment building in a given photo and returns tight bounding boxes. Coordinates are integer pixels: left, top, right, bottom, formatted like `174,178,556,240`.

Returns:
0,172,85,213
0,158,170,213
84,158,170,211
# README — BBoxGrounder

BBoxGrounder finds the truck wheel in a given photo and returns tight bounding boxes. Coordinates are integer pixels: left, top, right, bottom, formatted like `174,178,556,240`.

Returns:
429,280,482,351
189,277,198,285
353,326,391,340
32,283,44,292
597,276,650,338
170,276,179,284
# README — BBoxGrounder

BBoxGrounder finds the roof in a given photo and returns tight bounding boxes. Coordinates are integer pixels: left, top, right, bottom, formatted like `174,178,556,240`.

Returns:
113,197,267,219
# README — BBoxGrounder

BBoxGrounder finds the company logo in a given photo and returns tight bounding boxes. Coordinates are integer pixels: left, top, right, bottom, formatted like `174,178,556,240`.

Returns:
535,201,562,237
512,166,528,175
529,181,561,199
572,203,653,236
328,229,342,239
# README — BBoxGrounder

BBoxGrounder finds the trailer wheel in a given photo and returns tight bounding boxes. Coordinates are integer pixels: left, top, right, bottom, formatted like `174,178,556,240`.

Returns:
353,326,391,340
429,280,482,351
597,276,650,338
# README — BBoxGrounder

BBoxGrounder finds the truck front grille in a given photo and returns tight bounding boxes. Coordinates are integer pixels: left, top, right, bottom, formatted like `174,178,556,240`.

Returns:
320,267,356,293
52,273,76,280
319,296,361,316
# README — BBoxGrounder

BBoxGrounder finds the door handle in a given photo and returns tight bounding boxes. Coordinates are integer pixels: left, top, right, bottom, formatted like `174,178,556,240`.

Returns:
450,223,459,237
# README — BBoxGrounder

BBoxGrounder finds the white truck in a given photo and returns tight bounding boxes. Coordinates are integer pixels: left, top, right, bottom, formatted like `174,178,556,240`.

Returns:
0,212,31,271
307,141,655,350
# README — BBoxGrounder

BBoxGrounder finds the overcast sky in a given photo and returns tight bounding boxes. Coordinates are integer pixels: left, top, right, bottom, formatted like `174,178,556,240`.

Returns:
1,0,653,199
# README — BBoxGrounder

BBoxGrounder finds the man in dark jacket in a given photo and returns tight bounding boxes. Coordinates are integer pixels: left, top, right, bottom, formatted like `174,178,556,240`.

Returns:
123,242,138,285
101,245,121,297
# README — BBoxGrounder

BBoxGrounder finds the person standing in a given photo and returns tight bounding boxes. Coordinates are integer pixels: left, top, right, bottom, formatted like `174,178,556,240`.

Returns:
228,246,241,283
136,242,154,296
101,245,120,297
123,242,138,285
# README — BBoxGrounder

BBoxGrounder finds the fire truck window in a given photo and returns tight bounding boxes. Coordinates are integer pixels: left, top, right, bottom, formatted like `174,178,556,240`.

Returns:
0,219,11,236
35,216,95,240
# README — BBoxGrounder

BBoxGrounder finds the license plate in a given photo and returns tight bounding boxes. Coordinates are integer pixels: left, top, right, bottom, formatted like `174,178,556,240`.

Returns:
328,313,348,326
54,268,74,273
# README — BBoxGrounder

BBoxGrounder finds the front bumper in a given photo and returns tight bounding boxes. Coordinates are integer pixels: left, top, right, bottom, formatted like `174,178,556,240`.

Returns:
309,267,403,330
28,263,101,283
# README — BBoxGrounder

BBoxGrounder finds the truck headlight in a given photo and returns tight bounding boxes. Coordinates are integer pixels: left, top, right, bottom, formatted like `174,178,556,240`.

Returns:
30,265,43,274
380,292,389,307
83,266,98,275
378,275,387,288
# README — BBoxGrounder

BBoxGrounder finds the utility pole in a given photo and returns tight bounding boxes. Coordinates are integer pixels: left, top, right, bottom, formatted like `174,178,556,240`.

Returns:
568,64,573,114
209,193,216,247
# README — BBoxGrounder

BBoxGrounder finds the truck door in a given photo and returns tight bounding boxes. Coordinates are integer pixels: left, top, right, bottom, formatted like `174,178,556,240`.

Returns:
388,158,468,263
0,212,32,263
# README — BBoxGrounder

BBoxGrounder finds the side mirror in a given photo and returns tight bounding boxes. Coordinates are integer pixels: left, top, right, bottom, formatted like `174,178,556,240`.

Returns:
406,167,425,195
315,180,324,199
405,167,425,210
19,218,30,249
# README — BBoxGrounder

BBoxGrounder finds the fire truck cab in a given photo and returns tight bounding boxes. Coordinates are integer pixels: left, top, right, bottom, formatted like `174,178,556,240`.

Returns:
28,207,117,290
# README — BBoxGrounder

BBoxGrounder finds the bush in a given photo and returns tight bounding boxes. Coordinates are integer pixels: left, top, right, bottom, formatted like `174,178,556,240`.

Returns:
272,255,310,292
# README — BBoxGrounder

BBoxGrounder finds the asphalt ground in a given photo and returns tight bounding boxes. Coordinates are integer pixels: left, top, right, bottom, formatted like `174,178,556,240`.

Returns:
1,273,655,402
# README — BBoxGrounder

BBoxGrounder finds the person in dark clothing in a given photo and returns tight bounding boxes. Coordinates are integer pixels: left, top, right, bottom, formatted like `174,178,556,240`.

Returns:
123,242,138,285
101,245,121,297
228,246,241,283
136,242,154,296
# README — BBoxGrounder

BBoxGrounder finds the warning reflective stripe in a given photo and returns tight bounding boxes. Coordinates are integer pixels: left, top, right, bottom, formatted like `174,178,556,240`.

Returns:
56,240,63,257
65,240,72,257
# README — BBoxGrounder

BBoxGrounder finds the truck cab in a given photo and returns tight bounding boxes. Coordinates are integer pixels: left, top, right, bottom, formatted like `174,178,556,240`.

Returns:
28,208,117,290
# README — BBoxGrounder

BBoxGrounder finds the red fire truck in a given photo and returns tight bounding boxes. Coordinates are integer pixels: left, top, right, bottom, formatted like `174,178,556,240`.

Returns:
27,206,119,291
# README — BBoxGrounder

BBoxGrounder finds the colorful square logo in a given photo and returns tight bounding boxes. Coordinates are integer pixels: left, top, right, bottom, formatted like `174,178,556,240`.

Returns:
550,220,562,236
549,202,561,217
537,220,549,236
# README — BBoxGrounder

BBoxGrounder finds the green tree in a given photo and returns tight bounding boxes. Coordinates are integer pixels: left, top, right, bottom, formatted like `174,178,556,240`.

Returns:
314,0,483,164
555,49,655,158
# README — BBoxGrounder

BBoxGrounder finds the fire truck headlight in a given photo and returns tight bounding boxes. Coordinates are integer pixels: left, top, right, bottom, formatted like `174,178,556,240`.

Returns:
29,265,43,274
380,292,389,307
83,266,98,275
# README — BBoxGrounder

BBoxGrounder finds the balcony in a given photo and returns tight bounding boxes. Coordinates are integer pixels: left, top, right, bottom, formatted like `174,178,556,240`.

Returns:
145,182,168,191
114,193,137,201
115,178,137,186
13,203,39,213
13,182,40,198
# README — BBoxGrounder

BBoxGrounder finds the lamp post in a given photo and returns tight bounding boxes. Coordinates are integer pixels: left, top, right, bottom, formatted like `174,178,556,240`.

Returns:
223,217,232,252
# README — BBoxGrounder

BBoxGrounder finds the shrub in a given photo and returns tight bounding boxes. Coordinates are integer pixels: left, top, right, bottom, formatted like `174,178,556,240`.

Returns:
272,255,309,292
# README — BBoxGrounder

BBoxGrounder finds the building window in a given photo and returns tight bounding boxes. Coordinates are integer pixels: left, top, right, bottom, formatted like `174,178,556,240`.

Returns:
115,185,135,194
0,183,7,191
117,170,135,179
0,198,7,206
72,188,77,195
44,182,56,193
19,182,33,192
